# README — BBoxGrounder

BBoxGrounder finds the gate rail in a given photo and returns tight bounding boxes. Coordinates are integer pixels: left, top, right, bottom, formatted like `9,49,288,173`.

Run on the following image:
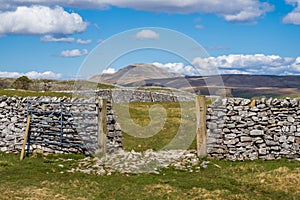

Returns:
20,99,107,160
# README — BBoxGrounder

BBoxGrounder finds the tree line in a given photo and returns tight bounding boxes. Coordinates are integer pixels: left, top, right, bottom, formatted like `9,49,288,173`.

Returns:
0,76,52,91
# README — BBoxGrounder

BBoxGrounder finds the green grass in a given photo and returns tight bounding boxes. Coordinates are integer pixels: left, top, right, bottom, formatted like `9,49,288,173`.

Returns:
1,97,299,199
0,89,72,97
115,102,197,152
1,152,300,199
97,83,116,89
137,87,173,92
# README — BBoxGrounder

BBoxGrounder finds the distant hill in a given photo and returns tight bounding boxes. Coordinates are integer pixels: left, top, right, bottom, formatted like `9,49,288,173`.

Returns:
3,64,298,98
89,63,182,87
185,74,300,98
90,64,300,98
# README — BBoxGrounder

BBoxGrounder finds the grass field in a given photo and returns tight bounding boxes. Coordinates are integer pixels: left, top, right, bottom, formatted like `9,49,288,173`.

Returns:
0,89,72,98
1,152,300,199
116,101,197,152
1,98,300,199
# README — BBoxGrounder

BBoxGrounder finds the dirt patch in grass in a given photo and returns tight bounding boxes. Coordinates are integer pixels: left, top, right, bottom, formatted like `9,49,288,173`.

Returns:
1,186,68,200
144,184,177,199
144,184,250,200
257,167,300,194
186,187,250,200
227,163,265,174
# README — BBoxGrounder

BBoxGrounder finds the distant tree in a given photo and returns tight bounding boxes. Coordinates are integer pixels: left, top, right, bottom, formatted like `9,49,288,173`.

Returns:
41,79,52,91
0,79,11,89
13,76,32,90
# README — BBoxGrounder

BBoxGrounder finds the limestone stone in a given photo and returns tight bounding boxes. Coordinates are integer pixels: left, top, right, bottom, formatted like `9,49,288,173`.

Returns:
287,116,295,123
258,148,267,155
290,125,297,132
266,140,278,146
250,130,264,136
270,146,280,151
240,137,252,142
227,124,236,129
287,136,295,143
223,128,231,133
224,139,238,145
224,134,237,139
0,102,7,108
241,99,251,106
279,136,287,143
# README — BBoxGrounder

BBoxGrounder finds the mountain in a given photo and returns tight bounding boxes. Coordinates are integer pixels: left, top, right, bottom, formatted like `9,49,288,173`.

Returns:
185,74,300,98
89,63,182,87
89,64,300,98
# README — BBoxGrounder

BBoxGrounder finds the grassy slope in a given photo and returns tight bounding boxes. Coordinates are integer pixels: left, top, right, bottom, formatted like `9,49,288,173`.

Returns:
0,89,72,98
1,152,300,199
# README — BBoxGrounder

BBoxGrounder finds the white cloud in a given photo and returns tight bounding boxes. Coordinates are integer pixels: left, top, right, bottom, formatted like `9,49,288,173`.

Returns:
0,0,272,22
102,68,116,74
41,36,92,44
154,54,300,76
41,35,74,42
0,71,21,78
0,5,88,35
153,62,199,76
192,54,299,75
223,2,273,22
283,0,300,25
118,0,273,22
60,49,89,57
194,24,204,29
135,29,159,40
0,0,108,10
102,0,273,22
0,71,62,79
77,39,92,44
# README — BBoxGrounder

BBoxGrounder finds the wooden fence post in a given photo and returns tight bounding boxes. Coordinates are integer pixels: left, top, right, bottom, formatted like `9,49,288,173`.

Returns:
20,114,31,160
97,99,107,157
196,96,207,157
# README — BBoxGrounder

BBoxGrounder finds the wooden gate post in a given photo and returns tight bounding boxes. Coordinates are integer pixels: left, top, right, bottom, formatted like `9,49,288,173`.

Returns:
20,114,31,160
97,99,107,157
196,96,207,157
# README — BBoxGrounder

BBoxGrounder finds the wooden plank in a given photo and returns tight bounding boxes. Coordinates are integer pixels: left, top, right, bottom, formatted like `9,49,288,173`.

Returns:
149,91,154,102
97,99,107,157
196,96,207,157
96,98,101,155
20,114,31,161
109,89,113,103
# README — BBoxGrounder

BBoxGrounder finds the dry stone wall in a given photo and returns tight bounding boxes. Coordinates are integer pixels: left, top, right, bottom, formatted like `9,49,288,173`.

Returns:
1,90,300,161
1,87,192,155
95,89,195,103
207,97,300,160
0,95,122,155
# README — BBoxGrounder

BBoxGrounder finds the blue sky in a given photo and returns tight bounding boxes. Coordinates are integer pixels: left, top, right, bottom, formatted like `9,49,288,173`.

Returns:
0,0,300,79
